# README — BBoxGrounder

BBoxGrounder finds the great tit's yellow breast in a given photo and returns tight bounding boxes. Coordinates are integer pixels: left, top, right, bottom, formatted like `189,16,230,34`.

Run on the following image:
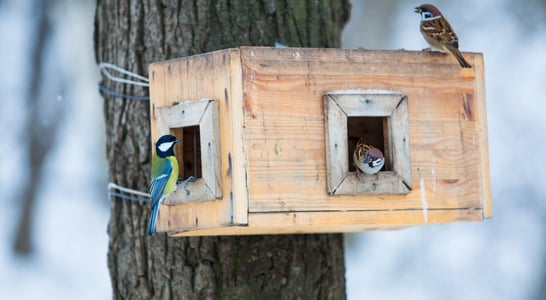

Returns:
164,156,179,195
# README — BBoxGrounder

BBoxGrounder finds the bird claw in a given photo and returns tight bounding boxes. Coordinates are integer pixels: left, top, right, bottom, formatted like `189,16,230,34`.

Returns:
354,165,363,180
181,176,196,195
422,47,433,52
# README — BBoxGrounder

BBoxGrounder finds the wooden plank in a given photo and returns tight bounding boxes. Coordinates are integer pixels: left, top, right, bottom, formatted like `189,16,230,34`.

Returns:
327,91,403,116
157,99,209,128
390,96,412,187
200,100,222,198
227,50,249,225
335,171,409,194
240,47,487,221
324,95,348,193
163,178,214,204
149,48,249,233
248,209,482,228
169,209,484,236
473,56,493,218
157,200,229,232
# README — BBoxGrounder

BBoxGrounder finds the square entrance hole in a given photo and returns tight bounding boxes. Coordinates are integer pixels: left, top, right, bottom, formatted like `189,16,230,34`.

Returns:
347,116,392,172
324,91,412,194
156,99,222,202
170,125,202,180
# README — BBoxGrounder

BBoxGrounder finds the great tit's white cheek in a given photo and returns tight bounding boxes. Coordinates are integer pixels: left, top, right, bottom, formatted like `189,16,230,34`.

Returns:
158,142,174,152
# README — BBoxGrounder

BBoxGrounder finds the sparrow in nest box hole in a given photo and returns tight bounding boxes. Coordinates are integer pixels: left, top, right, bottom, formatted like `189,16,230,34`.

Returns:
353,140,385,175
414,4,472,68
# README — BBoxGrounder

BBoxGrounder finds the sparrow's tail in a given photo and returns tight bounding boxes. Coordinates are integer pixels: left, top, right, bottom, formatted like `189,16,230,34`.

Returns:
148,202,160,236
451,49,472,68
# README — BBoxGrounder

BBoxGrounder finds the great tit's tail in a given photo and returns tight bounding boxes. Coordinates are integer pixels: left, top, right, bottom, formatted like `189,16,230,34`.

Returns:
148,202,160,236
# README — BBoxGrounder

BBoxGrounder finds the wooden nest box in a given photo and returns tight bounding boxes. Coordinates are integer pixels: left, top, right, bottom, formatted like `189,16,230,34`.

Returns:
149,47,491,236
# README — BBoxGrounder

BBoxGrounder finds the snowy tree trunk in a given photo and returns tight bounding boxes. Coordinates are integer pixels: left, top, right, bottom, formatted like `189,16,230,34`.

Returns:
95,0,350,298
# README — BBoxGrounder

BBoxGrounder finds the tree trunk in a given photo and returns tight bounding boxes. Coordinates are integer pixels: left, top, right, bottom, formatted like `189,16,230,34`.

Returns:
94,1,351,298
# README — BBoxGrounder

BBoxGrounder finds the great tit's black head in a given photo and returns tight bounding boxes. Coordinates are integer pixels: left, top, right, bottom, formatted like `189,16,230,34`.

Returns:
155,134,181,157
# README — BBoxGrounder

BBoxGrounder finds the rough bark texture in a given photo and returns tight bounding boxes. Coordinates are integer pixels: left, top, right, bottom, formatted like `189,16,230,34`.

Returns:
94,1,350,299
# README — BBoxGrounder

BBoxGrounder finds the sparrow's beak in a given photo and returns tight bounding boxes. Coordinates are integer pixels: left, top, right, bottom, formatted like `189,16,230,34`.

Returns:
414,7,422,13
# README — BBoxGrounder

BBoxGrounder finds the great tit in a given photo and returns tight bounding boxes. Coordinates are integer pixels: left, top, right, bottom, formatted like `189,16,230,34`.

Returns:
148,134,181,236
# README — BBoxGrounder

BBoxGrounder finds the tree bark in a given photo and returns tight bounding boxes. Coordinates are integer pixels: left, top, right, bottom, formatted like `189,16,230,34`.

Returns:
95,1,350,298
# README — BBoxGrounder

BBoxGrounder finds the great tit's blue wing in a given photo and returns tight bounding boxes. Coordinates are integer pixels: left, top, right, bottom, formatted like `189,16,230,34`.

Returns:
150,158,172,208
148,158,172,236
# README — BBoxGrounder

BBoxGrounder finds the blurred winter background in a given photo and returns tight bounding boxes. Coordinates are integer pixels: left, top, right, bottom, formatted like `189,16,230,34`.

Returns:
0,0,544,299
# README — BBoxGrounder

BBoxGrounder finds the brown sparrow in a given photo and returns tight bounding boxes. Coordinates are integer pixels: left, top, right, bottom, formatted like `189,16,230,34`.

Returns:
353,140,385,175
414,4,472,68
